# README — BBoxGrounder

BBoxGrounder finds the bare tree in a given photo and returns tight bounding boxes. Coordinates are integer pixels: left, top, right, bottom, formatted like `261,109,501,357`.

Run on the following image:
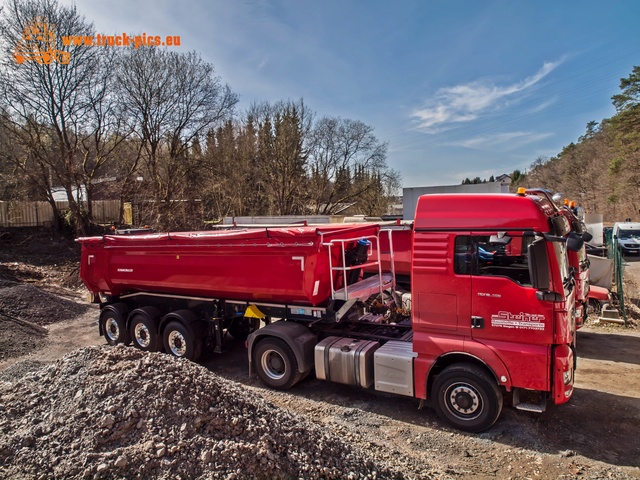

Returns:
116,47,237,230
0,0,123,234
308,116,398,215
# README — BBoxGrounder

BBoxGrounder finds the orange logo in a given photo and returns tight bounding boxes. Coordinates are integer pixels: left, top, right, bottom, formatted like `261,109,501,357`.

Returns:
13,17,70,65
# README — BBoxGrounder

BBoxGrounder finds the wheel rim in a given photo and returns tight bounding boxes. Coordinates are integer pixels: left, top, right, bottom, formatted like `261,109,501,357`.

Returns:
444,383,483,420
134,322,151,348
105,318,119,342
167,330,187,356
260,349,286,381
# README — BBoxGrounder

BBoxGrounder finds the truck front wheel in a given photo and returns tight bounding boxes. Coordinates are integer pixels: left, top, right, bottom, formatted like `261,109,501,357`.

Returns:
163,321,201,361
253,338,302,390
432,363,503,432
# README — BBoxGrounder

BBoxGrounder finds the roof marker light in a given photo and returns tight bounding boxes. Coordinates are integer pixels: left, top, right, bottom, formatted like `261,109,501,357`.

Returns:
517,187,526,196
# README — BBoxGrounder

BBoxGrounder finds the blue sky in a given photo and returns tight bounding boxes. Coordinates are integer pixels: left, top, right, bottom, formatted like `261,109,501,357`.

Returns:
57,0,640,187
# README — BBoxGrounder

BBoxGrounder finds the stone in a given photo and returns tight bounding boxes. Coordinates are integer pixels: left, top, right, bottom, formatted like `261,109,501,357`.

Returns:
200,450,211,463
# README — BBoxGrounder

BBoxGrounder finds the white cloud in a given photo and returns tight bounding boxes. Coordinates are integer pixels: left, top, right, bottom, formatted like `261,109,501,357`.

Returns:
411,60,562,131
453,131,554,150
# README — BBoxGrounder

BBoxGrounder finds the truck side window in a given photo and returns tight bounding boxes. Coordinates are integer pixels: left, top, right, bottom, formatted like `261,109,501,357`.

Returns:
454,235,531,286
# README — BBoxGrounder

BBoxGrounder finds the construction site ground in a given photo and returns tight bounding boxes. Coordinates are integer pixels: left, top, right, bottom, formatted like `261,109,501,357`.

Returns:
1,227,639,479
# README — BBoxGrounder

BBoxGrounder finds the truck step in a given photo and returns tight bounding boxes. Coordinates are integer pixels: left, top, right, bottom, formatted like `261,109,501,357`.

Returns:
513,388,547,413
514,402,546,413
333,273,394,301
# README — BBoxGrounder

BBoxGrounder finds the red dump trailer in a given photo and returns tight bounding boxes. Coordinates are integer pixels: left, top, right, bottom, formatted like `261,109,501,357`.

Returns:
79,224,387,307
78,192,580,432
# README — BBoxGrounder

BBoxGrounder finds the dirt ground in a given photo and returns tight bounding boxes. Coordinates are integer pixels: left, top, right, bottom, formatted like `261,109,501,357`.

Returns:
1,227,639,479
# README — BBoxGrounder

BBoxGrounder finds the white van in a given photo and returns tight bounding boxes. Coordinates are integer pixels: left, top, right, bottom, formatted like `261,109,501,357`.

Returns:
612,221,640,255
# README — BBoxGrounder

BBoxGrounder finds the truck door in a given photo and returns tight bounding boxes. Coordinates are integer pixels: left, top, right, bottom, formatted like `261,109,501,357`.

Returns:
467,234,554,346
412,232,471,335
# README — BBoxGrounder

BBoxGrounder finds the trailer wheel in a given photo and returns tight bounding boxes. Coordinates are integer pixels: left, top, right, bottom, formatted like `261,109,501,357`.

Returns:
100,309,130,346
432,363,503,432
253,338,301,390
130,315,162,352
163,321,201,361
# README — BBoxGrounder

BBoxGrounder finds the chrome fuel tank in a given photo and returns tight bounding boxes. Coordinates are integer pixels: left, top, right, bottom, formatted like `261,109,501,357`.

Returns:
314,336,379,388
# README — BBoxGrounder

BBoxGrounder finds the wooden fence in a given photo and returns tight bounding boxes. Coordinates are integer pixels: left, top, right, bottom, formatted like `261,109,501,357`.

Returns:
0,200,121,227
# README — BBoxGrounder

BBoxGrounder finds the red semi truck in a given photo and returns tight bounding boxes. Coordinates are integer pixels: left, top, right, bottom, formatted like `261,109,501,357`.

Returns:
78,191,581,432
524,189,593,329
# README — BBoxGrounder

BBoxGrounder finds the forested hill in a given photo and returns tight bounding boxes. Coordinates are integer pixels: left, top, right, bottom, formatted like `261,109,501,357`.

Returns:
520,66,640,222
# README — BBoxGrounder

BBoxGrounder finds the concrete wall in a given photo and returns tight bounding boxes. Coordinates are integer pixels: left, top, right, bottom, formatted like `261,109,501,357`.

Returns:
584,213,604,245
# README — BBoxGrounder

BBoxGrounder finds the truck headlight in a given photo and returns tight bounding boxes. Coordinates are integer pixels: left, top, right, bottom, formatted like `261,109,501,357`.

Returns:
563,369,573,385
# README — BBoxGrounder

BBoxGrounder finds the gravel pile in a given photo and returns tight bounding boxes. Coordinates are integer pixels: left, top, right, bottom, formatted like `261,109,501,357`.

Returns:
0,346,407,480
0,359,45,382
0,281,90,326
0,320,47,361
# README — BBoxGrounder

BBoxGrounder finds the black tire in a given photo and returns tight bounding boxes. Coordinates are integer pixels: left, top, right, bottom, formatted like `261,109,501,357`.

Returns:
432,363,503,432
100,309,130,346
253,338,302,390
228,317,256,342
587,298,602,315
129,315,162,352
163,321,201,361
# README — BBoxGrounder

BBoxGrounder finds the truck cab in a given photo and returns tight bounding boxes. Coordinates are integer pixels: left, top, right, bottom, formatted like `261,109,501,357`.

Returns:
409,192,576,430
525,189,592,328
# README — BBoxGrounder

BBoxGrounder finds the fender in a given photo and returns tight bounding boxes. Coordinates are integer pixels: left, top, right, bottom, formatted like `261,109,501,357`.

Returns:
127,306,161,330
160,309,206,338
247,321,317,375
462,338,513,388
413,332,512,399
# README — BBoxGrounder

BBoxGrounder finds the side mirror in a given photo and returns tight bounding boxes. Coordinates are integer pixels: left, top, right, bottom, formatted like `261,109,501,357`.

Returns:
566,232,584,252
528,238,550,290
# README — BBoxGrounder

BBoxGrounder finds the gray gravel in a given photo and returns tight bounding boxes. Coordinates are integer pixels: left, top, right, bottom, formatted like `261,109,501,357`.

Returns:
0,345,415,480
0,281,90,325
0,359,45,382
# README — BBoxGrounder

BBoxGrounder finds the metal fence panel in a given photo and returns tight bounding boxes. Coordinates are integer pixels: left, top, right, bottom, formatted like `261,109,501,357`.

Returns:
0,200,120,227
607,236,627,326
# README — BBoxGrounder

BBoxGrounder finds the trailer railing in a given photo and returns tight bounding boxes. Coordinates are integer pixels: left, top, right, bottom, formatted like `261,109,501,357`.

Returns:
321,229,395,302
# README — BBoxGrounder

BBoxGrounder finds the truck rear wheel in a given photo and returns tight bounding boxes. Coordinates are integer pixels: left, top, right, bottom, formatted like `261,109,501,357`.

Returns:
100,309,130,346
130,315,162,352
432,363,503,432
253,338,302,390
163,321,201,361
